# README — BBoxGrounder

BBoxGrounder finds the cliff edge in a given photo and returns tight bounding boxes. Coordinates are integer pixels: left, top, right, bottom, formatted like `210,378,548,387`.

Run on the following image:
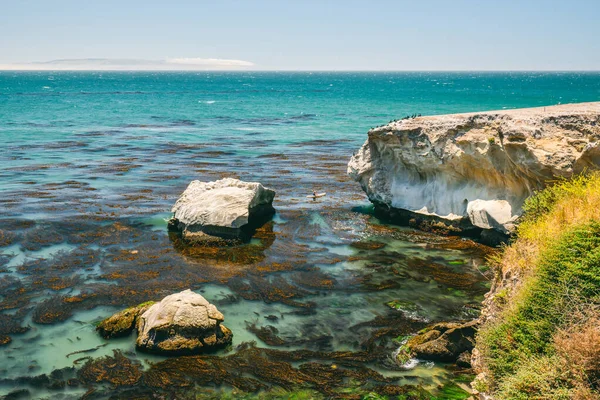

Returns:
348,102,600,241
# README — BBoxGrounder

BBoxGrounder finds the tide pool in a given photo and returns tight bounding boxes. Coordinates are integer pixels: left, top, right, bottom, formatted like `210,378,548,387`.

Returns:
0,71,598,398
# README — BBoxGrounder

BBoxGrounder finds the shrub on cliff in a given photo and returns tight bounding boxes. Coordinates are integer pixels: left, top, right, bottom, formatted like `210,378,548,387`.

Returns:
476,173,600,399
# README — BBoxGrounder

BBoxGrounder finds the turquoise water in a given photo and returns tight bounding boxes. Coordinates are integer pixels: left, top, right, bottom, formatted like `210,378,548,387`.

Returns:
2,71,599,193
0,72,599,398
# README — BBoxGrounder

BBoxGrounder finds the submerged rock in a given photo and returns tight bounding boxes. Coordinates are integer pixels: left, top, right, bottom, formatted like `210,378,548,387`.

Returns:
169,178,276,244
136,289,232,355
348,102,600,241
404,320,478,363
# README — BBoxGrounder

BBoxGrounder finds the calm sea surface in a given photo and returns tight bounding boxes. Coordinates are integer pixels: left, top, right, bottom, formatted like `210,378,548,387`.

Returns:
0,72,599,398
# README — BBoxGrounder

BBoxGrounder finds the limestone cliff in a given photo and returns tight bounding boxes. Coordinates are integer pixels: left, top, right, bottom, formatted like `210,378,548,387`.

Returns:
348,102,600,238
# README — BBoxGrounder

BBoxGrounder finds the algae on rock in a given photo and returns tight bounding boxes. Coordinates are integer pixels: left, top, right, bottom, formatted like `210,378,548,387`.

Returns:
96,290,233,356
96,301,154,339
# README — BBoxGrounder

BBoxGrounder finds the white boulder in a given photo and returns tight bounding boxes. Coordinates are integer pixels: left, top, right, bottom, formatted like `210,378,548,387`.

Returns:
136,289,232,355
169,178,275,243
467,200,516,234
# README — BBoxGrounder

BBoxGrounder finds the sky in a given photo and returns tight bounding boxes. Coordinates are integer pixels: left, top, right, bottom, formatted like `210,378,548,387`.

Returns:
0,0,599,71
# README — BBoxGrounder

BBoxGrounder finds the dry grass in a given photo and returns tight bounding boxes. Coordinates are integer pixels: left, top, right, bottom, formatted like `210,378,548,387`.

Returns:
503,173,600,277
493,313,600,399
555,315,600,395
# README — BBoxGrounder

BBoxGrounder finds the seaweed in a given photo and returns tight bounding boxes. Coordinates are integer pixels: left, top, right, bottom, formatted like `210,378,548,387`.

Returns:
290,268,337,290
20,225,65,251
246,323,286,346
130,342,405,397
78,350,143,387
0,367,77,393
0,229,18,247
0,307,31,344
2,389,31,399
228,275,316,308
407,258,482,291
0,284,33,311
350,241,387,251
32,296,77,324
66,343,109,358
351,312,429,354
0,334,12,346
168,221,277,267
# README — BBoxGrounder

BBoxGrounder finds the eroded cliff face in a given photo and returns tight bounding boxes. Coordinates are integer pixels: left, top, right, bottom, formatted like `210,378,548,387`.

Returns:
348,102,600,238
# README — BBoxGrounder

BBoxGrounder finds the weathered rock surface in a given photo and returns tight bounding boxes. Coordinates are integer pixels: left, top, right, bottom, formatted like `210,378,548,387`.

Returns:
456,351,473,368
405,320,478,363
348,102,600,238
96,302,154,339
169,178,275,243
136,289,232,355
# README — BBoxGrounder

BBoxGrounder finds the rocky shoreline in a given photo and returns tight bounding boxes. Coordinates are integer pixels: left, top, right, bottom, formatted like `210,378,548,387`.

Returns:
348,102,600,244
348,102,600,398
102,101,600,391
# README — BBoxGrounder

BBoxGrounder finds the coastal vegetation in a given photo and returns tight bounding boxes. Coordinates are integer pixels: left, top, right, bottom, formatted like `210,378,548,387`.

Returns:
475,173,600,398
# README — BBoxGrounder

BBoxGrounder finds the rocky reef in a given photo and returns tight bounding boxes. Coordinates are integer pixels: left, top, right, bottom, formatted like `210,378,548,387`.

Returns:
396,320,478,366
97,290,233,355
348,102,600,241
168,178,276,244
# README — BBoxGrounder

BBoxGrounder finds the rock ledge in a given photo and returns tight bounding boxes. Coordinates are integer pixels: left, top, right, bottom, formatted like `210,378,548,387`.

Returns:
348,102,600,241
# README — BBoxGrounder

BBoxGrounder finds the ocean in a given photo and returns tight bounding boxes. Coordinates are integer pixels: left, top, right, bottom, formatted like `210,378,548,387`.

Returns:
0,71,599,398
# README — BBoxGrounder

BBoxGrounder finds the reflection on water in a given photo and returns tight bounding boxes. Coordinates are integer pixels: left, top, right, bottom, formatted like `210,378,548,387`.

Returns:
168,221,277,265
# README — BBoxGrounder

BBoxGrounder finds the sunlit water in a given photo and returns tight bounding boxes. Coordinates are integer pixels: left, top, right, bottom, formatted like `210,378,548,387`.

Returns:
0,71,599,398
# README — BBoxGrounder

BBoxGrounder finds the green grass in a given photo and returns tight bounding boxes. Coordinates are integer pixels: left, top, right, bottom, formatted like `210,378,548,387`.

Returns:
480,222,600,380
476,173,600,398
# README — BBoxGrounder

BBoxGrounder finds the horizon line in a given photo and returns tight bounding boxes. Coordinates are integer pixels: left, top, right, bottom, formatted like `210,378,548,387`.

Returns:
1,69,600,73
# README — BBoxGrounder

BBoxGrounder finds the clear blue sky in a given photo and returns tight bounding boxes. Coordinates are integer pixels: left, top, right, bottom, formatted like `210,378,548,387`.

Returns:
1,0,599,70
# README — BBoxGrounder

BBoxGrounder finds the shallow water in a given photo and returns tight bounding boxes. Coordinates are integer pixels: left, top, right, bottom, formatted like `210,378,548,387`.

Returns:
1,71,598,398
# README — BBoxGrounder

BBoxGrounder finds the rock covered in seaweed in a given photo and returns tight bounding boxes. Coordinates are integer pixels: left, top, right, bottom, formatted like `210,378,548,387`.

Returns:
396,320,478,364
407,320,477,362
96,290,232,356
136,289,232,355
169,178,276,244
96,302,154,339
348,102,600,239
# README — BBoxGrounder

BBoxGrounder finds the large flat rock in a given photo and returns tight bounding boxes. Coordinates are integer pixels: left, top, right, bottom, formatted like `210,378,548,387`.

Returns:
169,178,275,243
348,102,600,238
